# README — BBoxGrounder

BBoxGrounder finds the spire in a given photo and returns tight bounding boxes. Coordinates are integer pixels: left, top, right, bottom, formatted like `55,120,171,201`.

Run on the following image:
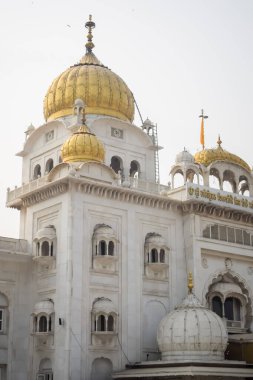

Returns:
188,272,194,294
217,134,222,148
199,109,208,150
85,15,95,53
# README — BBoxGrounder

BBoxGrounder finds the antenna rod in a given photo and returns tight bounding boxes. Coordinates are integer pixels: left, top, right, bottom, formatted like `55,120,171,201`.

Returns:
132,93,144,125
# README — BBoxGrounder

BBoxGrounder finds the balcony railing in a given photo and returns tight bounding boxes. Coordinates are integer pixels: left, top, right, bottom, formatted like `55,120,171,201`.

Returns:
6,174,170,205
0,237,28,254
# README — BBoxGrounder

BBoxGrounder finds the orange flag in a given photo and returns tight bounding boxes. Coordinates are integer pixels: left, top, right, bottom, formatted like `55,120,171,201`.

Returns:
200,117,204,149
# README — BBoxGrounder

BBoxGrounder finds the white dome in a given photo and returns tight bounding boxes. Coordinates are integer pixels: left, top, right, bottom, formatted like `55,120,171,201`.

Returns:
157,292,228,361
92,297,117,314
93,224,115,239
34,300,54,315
175,149,194,164
145,233,166,247
35,225,56,240
143,117,152,126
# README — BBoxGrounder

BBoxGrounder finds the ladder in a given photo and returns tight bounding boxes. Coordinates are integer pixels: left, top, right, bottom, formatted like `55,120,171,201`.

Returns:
152,123,160,184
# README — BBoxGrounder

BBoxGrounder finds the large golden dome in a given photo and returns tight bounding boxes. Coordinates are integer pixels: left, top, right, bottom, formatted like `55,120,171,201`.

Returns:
194,137,251,173
61,124,105,163
43,16,134,122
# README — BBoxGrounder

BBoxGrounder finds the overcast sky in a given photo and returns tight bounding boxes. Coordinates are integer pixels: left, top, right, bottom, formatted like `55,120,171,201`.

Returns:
1,0,253,238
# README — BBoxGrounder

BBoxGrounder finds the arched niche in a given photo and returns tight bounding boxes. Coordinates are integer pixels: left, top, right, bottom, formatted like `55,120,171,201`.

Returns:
0,292,8,334
209,167,221,189
91,357,113,380
239,175,250,196
92,225,117,272
38,358,53,380
144,233,168,279
33,226,56,269
186,168,198,184
34,164,41,179
45,158,54,174
143,300,167,352
32,300,55,334
129,160,140,178
223,169,236,193
172,169,184,188
110,156,123,175
204,270,253,332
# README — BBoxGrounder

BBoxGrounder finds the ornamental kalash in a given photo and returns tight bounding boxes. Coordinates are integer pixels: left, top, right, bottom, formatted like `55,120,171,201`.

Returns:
1,15,253,380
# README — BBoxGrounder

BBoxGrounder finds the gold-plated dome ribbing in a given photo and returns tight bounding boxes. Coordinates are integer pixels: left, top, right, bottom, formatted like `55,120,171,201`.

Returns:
43,16,135,122
194,137,251,172
61,123,105,164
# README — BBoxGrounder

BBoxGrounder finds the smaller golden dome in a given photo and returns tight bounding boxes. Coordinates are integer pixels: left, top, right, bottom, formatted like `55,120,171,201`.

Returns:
194,136,251,173
61,124,105,163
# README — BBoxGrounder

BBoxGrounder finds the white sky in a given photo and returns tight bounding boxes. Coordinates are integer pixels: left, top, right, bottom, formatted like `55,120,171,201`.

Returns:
1,0,253,238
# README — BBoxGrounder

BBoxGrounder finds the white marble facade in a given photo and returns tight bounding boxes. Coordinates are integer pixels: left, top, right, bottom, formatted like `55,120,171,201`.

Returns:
1,25,253,380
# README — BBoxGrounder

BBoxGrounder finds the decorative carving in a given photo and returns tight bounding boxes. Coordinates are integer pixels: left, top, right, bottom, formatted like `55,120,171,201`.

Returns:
45,130,54,142
22,183,68,207
111,127,123,139
7,175,253,227
225,258,232,270
182,201,253,225
202,257,208,269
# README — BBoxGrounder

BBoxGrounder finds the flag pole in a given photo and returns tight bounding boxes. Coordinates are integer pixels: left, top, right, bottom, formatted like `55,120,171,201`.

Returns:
199,109,208,150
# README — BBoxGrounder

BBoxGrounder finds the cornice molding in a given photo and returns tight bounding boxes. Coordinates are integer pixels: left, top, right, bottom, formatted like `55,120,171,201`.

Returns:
7,176,253,225
182,200,253,224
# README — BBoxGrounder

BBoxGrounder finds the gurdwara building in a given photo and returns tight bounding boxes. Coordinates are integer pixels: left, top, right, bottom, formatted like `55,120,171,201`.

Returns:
1,16,253,380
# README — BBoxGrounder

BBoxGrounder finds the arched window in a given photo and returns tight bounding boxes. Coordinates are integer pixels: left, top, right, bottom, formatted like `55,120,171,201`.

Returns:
129,160,140,178
41,241,50,256
108,241,114,256
0,293,8,334
48,316,52,332
98,240,107,255
38,358,53,380
96,315,106,331
212,296,222,317
34,164,41,179
173,171,184,188
110,156,122,174
33,301,54,335
39,316,47,332
223,170,236,193
151,248,158,263
108,315,114,331
45,159,54,174
186,169,197,184
225,297,241,321
239,175,249,196
91,358,113,380
160,249,165,263
209,167,220,189
34,226,56,260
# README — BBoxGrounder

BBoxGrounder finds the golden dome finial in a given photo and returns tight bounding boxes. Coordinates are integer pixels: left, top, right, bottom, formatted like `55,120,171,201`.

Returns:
85,15,95,53
188,272,194,294
217,134,222,148
44,16,135,122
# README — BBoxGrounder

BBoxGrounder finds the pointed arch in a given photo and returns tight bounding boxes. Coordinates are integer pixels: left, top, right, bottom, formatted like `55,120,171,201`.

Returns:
203,269,253,329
